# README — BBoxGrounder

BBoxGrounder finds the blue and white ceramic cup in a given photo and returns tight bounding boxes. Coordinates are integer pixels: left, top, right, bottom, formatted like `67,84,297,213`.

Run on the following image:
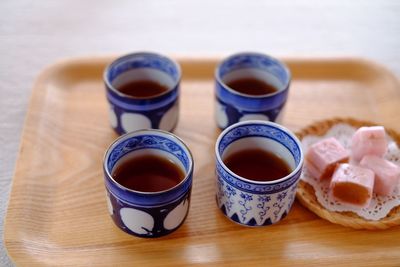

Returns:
103,129,193,238
104,52,181,135
215,52,291,129
215,120,303,226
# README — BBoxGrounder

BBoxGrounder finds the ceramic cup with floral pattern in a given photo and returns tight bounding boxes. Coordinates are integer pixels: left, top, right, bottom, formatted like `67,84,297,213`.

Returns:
215,120,303,226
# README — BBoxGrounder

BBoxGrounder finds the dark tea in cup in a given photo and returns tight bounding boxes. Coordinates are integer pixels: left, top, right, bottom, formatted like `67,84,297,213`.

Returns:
117,80,169,99
112,153,185,192
227,78,278,96
223,148,291,182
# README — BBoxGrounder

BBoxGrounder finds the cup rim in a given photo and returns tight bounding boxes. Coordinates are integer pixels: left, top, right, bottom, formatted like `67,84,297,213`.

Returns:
215,52,291,99
215,120,304,185
103,51,182,100
103,129,193,195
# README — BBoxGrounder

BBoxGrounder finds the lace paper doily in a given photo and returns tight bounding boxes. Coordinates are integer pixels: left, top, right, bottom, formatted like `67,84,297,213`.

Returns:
301,123,400,221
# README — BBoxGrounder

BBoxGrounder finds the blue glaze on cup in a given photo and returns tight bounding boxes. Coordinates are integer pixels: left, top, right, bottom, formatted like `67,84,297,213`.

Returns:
103,129,193,238
104,52,181,135
215,52,291,129
215,120,303,226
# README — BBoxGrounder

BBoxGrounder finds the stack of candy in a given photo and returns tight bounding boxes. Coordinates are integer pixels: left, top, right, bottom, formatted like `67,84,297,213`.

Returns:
306,126,400,208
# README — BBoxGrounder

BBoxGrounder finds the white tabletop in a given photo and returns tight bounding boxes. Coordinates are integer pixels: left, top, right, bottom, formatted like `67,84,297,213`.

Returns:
1,0,400,265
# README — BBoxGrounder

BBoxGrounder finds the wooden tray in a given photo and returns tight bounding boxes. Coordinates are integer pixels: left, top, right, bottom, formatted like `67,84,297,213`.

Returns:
5,57,400,266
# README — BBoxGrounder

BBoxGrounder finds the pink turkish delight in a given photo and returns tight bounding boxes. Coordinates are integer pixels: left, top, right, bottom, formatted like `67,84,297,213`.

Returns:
306,137,349,180
360,155,400,196
351,126,387,161
330,163,374,207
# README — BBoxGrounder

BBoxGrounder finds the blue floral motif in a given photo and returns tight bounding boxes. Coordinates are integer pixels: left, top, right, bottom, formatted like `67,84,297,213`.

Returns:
273,201,285,221
258,195,271,202
216,182,299,226
143,138,157,146
277,191,287,202
238,192,253,222
125,139,139,149
165,141,180,151
223,184,237,213
257,195,271,222
226,185,237,196
273,189,292,220
240,192,252,201
216,179,225,205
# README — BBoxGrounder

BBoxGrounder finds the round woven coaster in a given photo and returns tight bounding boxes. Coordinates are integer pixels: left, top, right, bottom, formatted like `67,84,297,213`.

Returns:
296,117,400,229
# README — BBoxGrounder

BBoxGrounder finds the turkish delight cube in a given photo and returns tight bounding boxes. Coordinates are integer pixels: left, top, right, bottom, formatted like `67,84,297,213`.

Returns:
306,137,349,180
330,163,374,207
360,155,400,196
351,126,387,161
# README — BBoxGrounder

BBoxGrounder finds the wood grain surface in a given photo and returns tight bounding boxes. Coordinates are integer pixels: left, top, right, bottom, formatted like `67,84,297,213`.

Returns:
4,57,400,266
